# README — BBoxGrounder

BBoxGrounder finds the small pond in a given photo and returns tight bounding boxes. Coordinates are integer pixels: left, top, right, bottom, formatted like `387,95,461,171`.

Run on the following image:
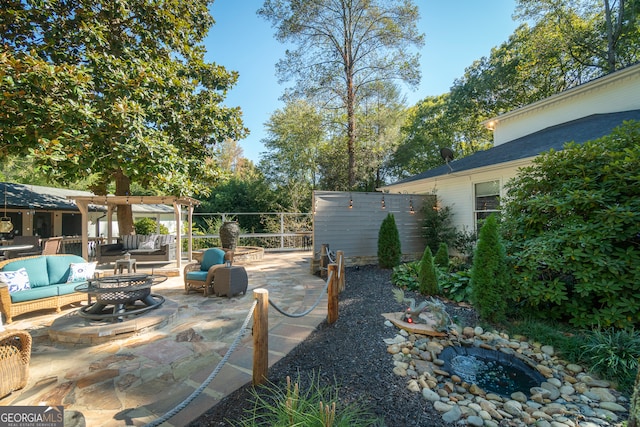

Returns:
439,346,546,397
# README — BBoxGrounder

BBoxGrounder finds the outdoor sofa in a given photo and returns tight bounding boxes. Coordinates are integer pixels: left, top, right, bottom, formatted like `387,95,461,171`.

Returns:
0,254,93,323
96,234,176,264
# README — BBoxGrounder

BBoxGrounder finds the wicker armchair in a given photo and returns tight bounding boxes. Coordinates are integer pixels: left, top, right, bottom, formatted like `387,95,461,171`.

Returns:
0,329,32,398
184,248,233,296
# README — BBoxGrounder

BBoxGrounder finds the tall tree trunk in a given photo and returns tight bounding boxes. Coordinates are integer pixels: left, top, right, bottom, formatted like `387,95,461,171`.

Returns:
630,364,640,427
115,171,134,235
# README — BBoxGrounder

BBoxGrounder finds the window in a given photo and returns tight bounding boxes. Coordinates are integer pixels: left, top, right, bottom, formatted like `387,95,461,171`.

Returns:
474,180,500,230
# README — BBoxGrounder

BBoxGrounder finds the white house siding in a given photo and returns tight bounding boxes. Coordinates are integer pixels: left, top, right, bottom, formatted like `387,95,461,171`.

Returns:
490,64,640,146
384,160,529,233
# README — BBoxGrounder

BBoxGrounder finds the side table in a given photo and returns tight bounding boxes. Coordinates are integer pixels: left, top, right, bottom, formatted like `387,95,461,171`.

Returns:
114,258,137,275
211,265,248,297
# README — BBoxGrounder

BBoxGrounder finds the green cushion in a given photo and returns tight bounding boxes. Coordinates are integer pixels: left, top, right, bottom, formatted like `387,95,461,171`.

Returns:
2,257,49,287
47,255,86,284
201,248,225,271
186,271,208,282
10,286,57,303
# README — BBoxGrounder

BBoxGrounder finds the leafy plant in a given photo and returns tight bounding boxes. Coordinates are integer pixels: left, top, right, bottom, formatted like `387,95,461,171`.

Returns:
501,121,640,328
418,246,438,296
470,214,508,322
233,373,380,427
134,217,169,235
391,261,420,291
580,328,640,393
377,213,401,269
438,269,472,303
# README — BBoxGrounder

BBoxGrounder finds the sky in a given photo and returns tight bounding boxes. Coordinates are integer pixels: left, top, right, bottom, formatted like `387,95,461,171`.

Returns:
204,0,521,164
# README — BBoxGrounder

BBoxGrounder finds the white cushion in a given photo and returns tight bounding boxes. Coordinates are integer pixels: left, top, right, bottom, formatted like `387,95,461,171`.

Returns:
139,240,156,250
0,268,31,292
66,262,98,283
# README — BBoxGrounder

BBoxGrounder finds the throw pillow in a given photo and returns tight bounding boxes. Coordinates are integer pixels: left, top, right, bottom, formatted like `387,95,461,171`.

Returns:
0,268,31,292
139,240,156,250
66,262,98,283
121,235,139,250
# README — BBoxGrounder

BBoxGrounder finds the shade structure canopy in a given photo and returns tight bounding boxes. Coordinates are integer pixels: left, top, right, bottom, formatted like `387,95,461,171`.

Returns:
68,195,200,268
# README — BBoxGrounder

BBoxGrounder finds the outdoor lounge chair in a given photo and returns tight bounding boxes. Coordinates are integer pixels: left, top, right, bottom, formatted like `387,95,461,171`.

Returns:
184,248,232,296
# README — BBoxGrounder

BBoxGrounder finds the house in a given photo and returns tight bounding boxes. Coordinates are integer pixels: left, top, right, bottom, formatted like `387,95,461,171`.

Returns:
379,63,640,234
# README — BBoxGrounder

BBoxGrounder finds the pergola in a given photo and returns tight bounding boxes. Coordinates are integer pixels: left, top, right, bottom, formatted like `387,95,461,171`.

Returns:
68,195,200,269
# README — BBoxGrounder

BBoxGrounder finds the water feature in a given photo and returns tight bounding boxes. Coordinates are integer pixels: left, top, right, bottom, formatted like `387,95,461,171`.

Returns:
440,345,545,397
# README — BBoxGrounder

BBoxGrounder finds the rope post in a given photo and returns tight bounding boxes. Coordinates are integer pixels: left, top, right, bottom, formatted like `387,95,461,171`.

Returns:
336,250,345,292
253,289,269,386
327,263,338,324
320,243,329,279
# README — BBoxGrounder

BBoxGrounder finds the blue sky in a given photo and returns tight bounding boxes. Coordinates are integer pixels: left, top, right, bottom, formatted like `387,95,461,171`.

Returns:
204,0,520,163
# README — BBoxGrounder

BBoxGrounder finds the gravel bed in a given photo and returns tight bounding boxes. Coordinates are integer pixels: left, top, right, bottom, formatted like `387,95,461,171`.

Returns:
191,264,479,426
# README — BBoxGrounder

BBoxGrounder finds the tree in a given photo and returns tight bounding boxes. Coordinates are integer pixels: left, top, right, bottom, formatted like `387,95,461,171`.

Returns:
501,121,640,328
259,99,324,210
378,213,401,269
258,0,424,189
514,0,640,74
418,246,438,296
470,214,508,323
0,1,247,234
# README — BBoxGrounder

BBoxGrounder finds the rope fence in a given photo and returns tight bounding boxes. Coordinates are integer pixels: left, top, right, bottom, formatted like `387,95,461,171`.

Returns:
143,250,346,426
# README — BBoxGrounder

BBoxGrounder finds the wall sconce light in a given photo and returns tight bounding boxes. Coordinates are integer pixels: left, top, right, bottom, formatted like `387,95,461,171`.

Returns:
348,195,353,209
381,196,386,209
409,198,415,214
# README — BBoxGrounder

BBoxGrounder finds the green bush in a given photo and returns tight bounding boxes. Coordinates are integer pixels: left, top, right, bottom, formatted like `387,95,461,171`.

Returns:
377,213,401,269
470,214,508,322
233,373,380,427
418,246,438,296
421,196,459,253
434,242,449,269
439,270,472,303
501,120,640,328
391,261,420,291
134,217,169,235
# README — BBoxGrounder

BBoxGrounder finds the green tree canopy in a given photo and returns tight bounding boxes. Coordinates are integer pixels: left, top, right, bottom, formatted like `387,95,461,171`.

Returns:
0,0,247,233
258,0,423,189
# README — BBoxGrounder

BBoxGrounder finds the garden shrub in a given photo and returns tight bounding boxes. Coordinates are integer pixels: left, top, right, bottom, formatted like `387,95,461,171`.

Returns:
378,213,401,269
134,217,169,235
501,120,640,328
419,246,438,295
421,196,459,253
434,242,449,269
391,261,420,291
470,214,508,322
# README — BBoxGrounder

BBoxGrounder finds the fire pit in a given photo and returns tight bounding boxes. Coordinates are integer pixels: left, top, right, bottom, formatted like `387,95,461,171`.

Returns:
75,274,166,322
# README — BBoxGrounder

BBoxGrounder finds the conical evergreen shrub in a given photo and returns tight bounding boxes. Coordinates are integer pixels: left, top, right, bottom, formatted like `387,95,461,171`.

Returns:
434,242,449,269
470,215,508,322
378,213,401,269
419,246,438,295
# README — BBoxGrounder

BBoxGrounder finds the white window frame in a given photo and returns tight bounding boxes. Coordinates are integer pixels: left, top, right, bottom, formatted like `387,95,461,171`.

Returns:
473,180,501,231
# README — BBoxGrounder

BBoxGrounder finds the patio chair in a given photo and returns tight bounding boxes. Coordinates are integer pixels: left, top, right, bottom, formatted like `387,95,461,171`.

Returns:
41,236,63,255
184,248,232,296
0,329,32,398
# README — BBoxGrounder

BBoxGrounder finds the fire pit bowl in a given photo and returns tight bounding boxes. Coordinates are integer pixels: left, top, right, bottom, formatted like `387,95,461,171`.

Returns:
439,345,546,397
75,274,167,322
